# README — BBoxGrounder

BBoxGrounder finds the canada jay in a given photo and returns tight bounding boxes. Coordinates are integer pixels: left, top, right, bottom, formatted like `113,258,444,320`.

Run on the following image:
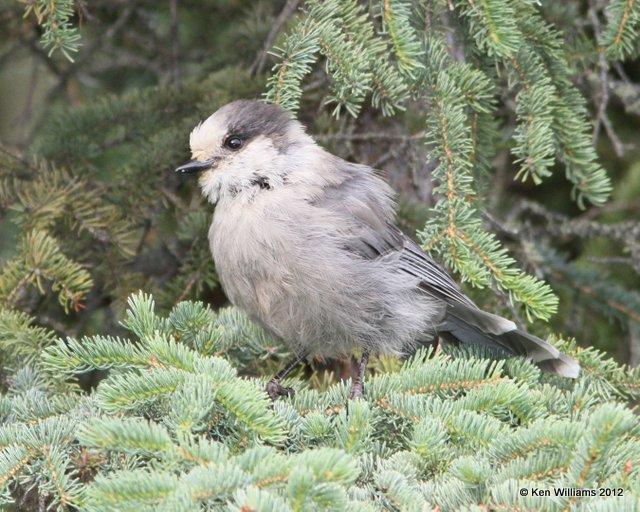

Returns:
176,100,579,400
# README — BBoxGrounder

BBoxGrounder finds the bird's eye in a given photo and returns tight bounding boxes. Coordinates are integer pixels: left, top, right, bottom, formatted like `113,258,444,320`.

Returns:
225,136,243,150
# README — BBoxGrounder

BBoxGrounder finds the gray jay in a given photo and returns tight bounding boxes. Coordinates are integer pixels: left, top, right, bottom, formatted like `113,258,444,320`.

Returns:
176,100,579,400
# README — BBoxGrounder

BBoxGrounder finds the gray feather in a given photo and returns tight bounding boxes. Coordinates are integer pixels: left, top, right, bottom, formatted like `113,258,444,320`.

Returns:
195,100,579,379
438,303,580,378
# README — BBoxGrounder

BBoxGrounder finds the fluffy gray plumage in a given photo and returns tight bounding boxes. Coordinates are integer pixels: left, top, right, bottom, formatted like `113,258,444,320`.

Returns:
178,99,580,381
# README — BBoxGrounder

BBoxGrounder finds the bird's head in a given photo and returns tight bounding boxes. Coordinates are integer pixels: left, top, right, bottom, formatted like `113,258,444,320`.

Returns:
176,100,312,204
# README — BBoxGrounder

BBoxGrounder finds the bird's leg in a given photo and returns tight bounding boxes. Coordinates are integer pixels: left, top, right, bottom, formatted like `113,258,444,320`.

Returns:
348,350,370,401
266,351,308,400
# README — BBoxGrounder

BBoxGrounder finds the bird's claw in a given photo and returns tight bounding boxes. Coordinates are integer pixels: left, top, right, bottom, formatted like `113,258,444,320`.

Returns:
348,382,365,401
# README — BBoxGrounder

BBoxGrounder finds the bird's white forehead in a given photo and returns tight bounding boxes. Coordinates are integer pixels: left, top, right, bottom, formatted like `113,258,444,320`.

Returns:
189,112,228,157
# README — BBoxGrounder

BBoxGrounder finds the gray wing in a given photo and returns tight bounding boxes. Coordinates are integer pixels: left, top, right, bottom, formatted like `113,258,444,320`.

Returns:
309,161,579,378
400,239,477,308
310,161,476,308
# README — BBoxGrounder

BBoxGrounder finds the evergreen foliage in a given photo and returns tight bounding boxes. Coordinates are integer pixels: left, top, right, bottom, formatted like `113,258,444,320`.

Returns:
0,294,638,510
20,0,81,60
2,0,640,509
0,229,92,313
601,0,640,59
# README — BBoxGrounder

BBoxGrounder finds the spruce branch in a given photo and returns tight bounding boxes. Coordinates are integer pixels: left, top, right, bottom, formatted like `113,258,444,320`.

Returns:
417,39,559,320
0,230,93,313
264,12,322,113
4,294,640,509
512,84,556,184
380,0,425,77
20,0,81,61
601,0,640,60
455,0,523,58
0,309,57,366
265,0,411,116
45,292,288,444
78,417,175,457
514,12,614,207
5,156,139,259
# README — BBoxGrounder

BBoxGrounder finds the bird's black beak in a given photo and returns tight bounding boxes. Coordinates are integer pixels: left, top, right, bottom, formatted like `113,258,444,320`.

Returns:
175,159,215,175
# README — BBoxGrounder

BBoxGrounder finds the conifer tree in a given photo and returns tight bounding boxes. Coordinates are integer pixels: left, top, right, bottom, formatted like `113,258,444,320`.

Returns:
1,1,639,509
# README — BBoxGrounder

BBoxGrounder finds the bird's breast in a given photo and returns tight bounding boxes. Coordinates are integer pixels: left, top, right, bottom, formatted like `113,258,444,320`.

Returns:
208,195,297,322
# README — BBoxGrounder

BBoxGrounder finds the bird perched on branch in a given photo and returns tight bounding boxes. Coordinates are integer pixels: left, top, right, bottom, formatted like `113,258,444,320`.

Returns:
176,100,579,400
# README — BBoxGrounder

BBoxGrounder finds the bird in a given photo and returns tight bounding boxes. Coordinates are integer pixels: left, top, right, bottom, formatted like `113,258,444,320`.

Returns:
175,99,579,401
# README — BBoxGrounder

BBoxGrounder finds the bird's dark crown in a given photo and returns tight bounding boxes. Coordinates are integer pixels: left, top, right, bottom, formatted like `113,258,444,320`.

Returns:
220,100,293,141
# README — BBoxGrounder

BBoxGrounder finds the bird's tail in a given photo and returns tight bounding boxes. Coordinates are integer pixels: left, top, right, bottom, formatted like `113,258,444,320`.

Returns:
437,303,580,378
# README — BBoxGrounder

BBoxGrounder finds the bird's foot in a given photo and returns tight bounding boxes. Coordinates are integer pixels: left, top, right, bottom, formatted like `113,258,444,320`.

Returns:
266,379,295,401
346,383,365,416
348,382,365,401
347,350,369,407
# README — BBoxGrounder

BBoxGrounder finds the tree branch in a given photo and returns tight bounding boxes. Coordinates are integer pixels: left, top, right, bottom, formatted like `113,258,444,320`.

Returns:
251,0,302,76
